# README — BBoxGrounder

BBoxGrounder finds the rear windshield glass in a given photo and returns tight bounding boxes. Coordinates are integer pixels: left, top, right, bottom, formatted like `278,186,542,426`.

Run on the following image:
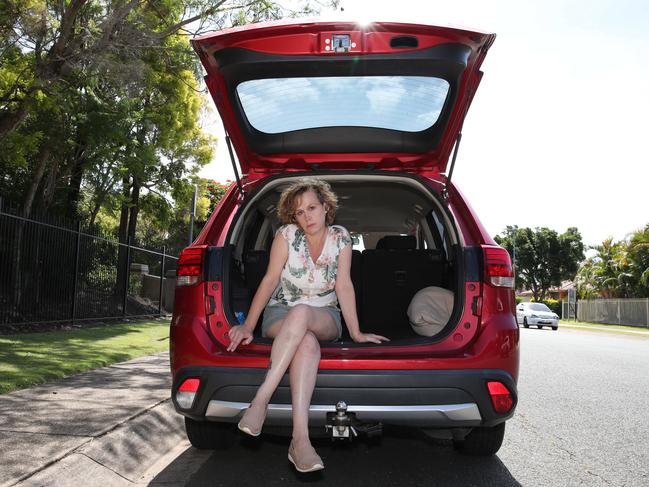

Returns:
528,303,551,312
236,76,450,134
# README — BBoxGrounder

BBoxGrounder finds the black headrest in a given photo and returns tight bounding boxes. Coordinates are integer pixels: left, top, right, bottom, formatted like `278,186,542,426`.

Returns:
376,235,416,250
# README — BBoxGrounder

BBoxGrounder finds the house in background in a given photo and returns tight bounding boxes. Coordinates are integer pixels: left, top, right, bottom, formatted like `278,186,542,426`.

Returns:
516,281,575,302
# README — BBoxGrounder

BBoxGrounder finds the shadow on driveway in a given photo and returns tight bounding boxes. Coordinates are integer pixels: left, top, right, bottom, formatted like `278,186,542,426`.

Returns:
151,427,521,486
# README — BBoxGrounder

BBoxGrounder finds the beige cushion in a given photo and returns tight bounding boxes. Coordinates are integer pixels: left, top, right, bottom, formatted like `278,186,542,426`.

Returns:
407,286,454,337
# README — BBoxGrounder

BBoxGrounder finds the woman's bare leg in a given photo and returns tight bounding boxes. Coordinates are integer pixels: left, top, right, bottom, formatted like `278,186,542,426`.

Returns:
289,332,321,445
241,305,336,431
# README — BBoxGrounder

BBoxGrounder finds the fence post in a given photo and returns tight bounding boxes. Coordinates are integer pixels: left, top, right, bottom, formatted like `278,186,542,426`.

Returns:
617,299,621,325
646,298,649,328
122,237,131,317
71,221,82,325
158,246,166,315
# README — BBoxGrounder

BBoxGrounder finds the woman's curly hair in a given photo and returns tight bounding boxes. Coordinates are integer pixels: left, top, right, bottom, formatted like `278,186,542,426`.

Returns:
277,177,338,225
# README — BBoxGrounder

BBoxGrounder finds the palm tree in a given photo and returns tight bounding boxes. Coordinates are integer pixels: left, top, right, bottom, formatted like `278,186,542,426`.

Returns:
578,230,649,299
575,258,599,299
627,225,649,297
591,238,621,298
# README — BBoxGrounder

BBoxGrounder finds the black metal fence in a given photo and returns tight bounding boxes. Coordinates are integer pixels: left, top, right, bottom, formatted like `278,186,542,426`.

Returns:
0,199,178,328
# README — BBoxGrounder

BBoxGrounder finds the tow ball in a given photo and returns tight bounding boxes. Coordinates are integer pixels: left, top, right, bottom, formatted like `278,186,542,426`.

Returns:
325,401,382,441
325,401,357,440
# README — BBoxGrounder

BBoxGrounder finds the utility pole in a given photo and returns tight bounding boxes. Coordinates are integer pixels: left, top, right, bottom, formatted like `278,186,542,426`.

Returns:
188,185,197,246
512,233,517,281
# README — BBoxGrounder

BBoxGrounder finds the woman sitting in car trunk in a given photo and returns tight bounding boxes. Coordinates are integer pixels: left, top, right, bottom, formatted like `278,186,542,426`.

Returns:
226,176,389,473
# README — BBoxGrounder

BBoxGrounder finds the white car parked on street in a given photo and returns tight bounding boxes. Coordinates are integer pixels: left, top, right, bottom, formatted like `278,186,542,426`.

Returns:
516,302,559,330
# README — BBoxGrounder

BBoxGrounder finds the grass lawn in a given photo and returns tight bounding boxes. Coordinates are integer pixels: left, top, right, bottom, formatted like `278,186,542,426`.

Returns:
560,319,649,334
0,319,170,394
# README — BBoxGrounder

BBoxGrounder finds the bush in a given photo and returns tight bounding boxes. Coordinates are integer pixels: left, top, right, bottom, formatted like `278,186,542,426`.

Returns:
515,296,524,305
129,273,143,295
531,298,561,316
85,264,118,293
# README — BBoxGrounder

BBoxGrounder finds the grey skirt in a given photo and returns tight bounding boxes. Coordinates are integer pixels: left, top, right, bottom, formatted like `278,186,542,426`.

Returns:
261,303,342,339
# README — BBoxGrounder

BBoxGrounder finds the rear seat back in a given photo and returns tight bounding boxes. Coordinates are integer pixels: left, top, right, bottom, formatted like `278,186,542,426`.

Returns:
351,249,363,324
361,236,445,338
376,235,416,250
243,250,269,293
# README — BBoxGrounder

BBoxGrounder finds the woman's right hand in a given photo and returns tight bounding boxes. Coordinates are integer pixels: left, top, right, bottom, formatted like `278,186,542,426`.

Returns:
227,325,254,352
351,332,390,344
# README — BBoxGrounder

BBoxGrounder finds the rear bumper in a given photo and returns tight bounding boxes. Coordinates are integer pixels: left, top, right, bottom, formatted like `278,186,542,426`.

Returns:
205,400,480,427
172,367,517,428
528,318,558,326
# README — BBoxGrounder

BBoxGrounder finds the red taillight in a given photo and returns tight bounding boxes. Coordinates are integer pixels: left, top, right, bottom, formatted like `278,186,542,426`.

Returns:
178,378,200,392
482,246,515,288
487,381,514,414
176,247,206,286
176,378,201,409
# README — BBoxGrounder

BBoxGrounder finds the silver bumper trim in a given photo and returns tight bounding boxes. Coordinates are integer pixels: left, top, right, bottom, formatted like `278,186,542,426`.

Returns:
204,400,482,427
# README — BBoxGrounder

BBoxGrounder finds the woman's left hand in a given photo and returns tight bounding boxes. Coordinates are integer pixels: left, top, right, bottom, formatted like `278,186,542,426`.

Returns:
352,332,390,344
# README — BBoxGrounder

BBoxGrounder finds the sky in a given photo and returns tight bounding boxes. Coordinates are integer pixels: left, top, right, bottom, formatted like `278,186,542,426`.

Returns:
198,0,649,247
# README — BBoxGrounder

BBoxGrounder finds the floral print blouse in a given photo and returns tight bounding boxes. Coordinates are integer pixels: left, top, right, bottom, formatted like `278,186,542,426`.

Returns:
268,224,352,308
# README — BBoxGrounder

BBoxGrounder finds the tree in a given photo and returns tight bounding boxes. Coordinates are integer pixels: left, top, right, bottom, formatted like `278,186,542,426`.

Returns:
1,0,337,219
575,258,599,299
558,227,585,279
627,225,649,298
575,225,649,299
1,0,338,311
592,238,629,298
206,180,233,217
496,226,585,301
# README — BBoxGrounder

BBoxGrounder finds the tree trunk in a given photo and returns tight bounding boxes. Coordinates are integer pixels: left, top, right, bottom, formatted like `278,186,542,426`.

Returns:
0,101,31,143
7,143,52,320
66,154,86,219
114,175,131,304
22,144,52,218
127,181,140,245
89,162,118,226
88,177,114,227
41,157,60,209
89,195,104,227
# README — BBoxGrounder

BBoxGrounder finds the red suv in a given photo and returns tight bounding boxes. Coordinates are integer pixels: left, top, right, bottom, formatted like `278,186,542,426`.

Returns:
171,20,519,456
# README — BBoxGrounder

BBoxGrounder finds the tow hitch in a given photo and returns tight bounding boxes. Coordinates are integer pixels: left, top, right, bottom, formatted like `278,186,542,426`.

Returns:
325,401,382,441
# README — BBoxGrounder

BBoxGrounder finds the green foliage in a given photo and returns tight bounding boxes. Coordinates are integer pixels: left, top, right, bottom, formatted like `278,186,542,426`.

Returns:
542,298,561,315
575,258,599,299
495,226,585,301
628,224,649,297
1,0,334,245
85,263,118,294
575,224,649,299
128,273,143,296
206,180,233,217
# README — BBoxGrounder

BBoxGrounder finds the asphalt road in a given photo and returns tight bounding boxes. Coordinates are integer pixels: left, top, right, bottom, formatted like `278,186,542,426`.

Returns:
149,327,649,487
